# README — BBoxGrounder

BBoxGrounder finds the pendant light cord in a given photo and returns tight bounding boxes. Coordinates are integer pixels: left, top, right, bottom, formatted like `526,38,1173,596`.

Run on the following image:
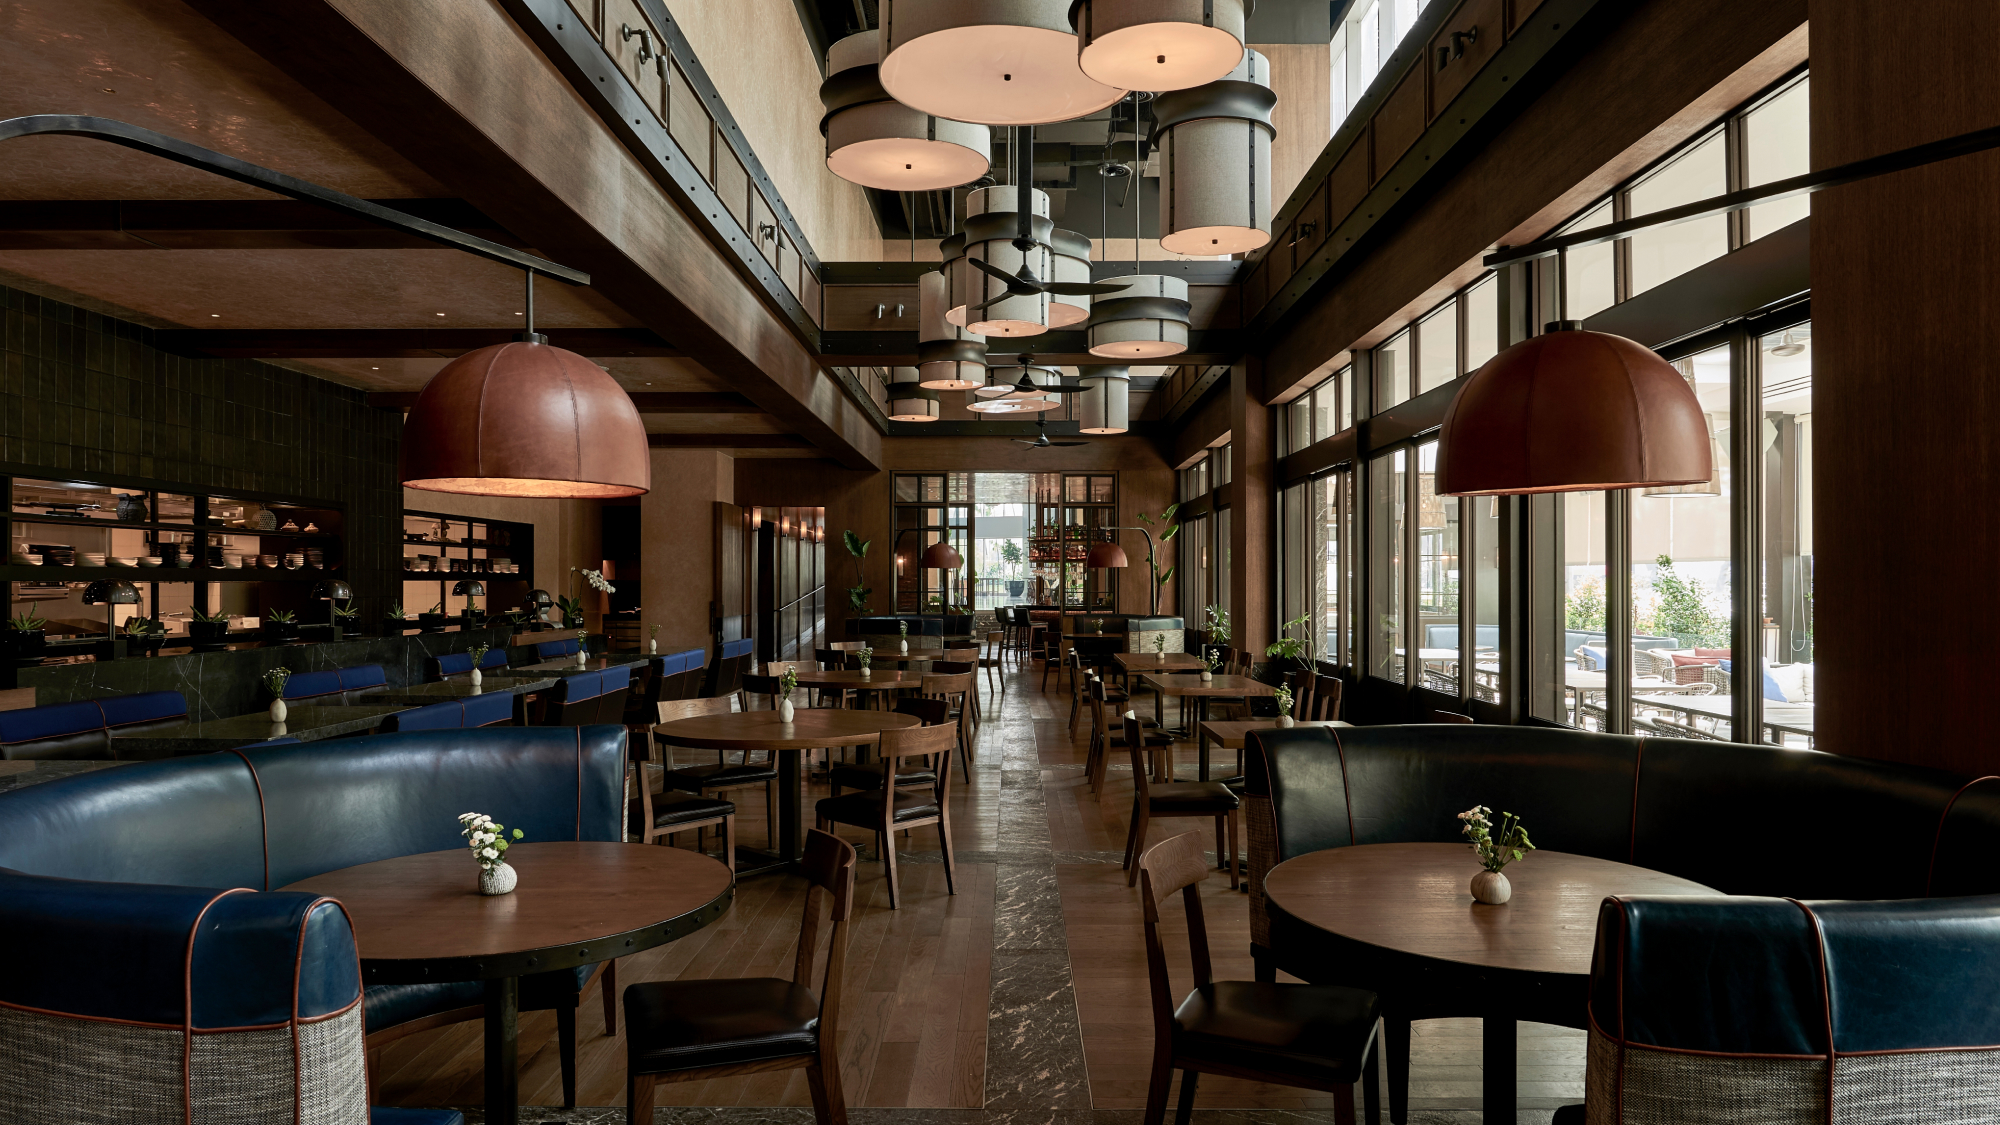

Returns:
520,269,545,344
1131,92,1142,275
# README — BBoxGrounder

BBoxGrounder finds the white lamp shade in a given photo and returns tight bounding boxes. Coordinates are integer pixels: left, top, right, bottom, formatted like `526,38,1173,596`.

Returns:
1155,49,1275,255
1088,273,1190,358
1075,365,1131,433
887,366,942,421
1049,228,1093,327
823,32,992,191
1073,0,1247,91
880,0,1128,125
918,271,988,388
969,360,1064,411
950,185,1052,337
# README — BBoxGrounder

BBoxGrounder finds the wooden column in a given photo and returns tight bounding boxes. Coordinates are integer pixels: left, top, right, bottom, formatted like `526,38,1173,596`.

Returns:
1811,0,2000,773
641,450,735,653
1229,360,1273,654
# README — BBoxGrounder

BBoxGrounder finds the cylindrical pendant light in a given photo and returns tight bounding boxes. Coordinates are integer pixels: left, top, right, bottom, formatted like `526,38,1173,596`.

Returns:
1074,365,1131,433
918,271,987,389
887,366,943,421
1154,49,1275,255
822,32,992,191
1049,228,1094,327
1088,273,1190,358
967,356,1063,412
879,0,1127,126
951,185,1053,337
1436,326,1714,496
401,340,651,498
1071,0,1247,91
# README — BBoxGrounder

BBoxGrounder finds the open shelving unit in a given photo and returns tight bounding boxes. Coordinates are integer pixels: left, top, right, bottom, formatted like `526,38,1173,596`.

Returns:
400,509,535,622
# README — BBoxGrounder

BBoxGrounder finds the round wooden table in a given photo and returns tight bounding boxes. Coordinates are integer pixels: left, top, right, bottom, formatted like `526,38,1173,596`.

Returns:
654,708,919,873
1263,842,1714,1124
791,667,915,707
283,841,732,1125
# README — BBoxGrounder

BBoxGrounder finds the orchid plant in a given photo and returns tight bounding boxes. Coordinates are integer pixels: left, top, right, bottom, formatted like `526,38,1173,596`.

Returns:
1459,806,1535,873
458,812,523,872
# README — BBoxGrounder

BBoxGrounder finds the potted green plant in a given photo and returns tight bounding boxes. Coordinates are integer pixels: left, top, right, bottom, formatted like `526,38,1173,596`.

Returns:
330,598,358,639
648,622,660,654
1272,683,1296,727
123,616,166,657
188,607,230,648
458,812,525,895
383,601,409,634
1132,503,1181,615
8,610,47,664
262,608,299,643
417,601,449,633
1201,606,1231,681
1459,805,1535,905
856,645,874,679
466,644,490,687
842,531,872,613
778,666,798,722
1000,540,1027,598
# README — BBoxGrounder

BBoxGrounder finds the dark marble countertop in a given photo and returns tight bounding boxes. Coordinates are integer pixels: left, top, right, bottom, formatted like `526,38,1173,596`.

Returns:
516,653,651,674
0,758,125,795
109,703,410,758
353,676,557,706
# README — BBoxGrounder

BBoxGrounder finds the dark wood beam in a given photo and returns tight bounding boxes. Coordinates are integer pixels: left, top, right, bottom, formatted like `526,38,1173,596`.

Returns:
0,198,517,250
154,327,680,359
368,390,760,412
646,434,812,449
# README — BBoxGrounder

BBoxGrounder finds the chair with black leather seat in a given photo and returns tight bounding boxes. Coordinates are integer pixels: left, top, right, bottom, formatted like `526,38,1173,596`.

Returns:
653,697,778,848
623,828,856,1125
1124,713,1239,888
1086,676,1171,794
828,697,949,797
626,745,734,874
920,670,976,782
815,720,958,910
1137,831,1381,1125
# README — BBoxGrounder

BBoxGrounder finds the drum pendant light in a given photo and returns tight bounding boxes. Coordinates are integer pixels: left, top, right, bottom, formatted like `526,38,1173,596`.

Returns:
1071,0,1247,91
1074,365,1131,433
968,355,1063,412
1154,49,1275,255
951,184,1053,337
1436,324,1713,496
1088,273,1190,357
1048,228,1094,327
402,273,650,498
887,366,943,421
918,271,988,389
822,32,992,191
879,0,1127,126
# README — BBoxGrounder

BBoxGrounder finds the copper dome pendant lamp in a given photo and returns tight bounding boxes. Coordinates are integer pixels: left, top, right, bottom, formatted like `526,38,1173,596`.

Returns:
401,272,651,499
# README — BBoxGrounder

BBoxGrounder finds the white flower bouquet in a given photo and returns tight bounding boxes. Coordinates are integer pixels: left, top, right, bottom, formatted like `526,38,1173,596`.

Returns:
458,812,523,872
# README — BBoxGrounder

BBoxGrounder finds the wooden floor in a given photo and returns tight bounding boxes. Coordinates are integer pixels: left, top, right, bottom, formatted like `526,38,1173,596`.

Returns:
375,661,1583,1117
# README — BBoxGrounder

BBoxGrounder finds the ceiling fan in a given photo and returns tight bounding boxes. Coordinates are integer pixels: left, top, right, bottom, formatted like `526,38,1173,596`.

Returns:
1013,417,1090,448
962,256,1130,315
974,354,1100,399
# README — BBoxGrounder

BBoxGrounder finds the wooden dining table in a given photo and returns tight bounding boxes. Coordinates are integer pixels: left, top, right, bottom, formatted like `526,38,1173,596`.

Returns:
652,708,920,875
1264,842,1714,1124
283,841,733,1125
1138,671,1277,749
789,667,914,708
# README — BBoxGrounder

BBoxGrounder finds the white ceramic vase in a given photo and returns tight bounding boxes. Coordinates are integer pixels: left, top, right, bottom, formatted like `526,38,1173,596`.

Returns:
480,861,518,896
269,698,288,722
1200,670,1213,682
779,698,795,723
469,668,482,687
861,665,872,678
1470,869,1512,905
900,639,908,653
576,650,588,668
1278,715,1296,728
650,639,658,654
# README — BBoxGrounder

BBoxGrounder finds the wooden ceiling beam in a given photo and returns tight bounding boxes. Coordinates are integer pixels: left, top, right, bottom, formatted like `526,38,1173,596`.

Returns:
368,390,760,412
0,198,519,251
154,327,681,359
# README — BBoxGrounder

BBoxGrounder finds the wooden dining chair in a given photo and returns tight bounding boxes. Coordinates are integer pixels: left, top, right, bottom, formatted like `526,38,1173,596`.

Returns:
1137,831,1381,1125
624,829,856,1125
828,697,948,796
1305,674,1344,721
980,630,1006,694
919,671,975,781
814,721,958,909
625,752,735,873
1087,677,1172,794
944,645,981,723
653,698,778,848
1123,713,1239,888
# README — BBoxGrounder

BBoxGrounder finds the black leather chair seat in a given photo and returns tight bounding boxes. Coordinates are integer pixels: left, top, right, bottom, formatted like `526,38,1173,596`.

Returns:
662,761,779,789
815,789,941,825
364,981,483,1032
651,793,734,828
625,976,820,1072
1174,980,1380,1085
828,761,938,792
1148,781,1241,815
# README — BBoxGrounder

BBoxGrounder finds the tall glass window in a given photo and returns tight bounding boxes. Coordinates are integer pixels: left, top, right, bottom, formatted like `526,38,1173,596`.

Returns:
1182,513,1210,630
1472,496,1502,701
1758,322,1814,746
1375,330,1411,411
1627,132,1729,296
1564,201,1616,320
1329,25,1349,131
1417,305,1458,397
1465,274,1500,371
1369,450,1405,680
1745,77,1811,240
1414,442,1460,692
1563,492,1608,728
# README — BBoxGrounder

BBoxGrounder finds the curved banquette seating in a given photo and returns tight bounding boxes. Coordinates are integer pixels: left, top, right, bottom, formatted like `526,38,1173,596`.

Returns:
1244,724,2000,978
426,648,511,681
0,726,627,1119
535,666,633,725
0,689,187,760
283,663,389,704
702,637,755,700
379,690,516,731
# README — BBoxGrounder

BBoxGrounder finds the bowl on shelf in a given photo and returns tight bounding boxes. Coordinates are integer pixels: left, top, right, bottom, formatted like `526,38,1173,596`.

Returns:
82,553,107,566
138,557,163,568
223,556,244,569
112,556,138,567
259,554,279,568
175,555,196,567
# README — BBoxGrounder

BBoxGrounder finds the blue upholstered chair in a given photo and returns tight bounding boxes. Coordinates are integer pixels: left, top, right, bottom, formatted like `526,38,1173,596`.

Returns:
534,665,632,726
535,637,583,661
702,637,755,702
1552,894,2000,1124
379,690,515,732
283,663,389,704
0,690,187,760
427,648,511,681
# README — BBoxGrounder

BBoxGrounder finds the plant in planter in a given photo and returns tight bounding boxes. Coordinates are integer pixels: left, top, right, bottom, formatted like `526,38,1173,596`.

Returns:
466,644,490,686
1152,631,1167,662
188,607,230,647
1131,503,1181,615
263,608,299,642
842,531,872,613
564,567,614,628
648,622,660,654
123,616,167,656
1000,540,1027,597
1201,605,1231,679
263,666,292,722
330,598,358,638
417,601,448,633
574,628,590,667
457,811,525,896
856,645,874,678
1264,613,1318,674
1459,805,1535,905
8,610,47,663
384,601,409,633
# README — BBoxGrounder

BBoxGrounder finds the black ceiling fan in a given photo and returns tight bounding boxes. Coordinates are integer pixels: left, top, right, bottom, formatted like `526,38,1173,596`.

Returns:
976,354,1098,399
1013,417,1090,448
962,256,1130,315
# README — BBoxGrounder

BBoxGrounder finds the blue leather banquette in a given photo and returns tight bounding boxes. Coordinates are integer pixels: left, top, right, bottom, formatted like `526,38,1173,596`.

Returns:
0,689,187,760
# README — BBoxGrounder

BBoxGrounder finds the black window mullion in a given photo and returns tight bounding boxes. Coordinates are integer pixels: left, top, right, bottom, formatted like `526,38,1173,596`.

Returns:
1731,327,1763,744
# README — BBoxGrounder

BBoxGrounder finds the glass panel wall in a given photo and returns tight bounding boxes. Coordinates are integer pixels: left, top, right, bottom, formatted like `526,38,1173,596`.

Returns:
1471,496,1502,701
1563,492,1608,728
1417,306,1458,397
1627,131,1729,296
1759,322,1815,746
1375,330,1411,411
1414,442,1460,693
1368,449,1405,681
1745,76,1811,240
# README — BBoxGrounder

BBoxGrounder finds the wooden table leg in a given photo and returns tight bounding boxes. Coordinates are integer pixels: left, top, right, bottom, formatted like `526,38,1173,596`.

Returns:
1386,1012,1411,1125
483,976,519,1125
778,746,804,862
1196,699,1211,781
1482,1011,1516,1125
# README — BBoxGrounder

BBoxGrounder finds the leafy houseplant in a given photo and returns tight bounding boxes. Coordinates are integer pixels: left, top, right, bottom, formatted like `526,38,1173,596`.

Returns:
263,666,292,722
856,645,874,678
467,644,490,686
1000,540,1027,597
458,812,525,895
1131,503,1181,615
124,616,167,656
1459,805,1535,905
263,608,299,642
1152,631,1166,662
1202,605,1231,679
1264,613,1318,672
842,530,872,613
9,609,48,662
189,607,230,647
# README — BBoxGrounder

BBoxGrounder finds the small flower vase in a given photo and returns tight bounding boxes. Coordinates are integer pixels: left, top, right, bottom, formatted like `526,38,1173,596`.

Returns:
861,665,872,679
650,639,658,654
1279,715,1296,728
1156,651,1165,662
1470,869,1512,905
479,861,517,896
469,668,482,687
899,639,908,654
269,698,287,722
1200,670,1213,683
779,698,795,723
576,650,588,669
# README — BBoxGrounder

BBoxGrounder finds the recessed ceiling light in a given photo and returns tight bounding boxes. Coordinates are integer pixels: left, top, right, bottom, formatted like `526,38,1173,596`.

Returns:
515,312,522,316
210,313,220,318
371,366,380,370
435,312,446,317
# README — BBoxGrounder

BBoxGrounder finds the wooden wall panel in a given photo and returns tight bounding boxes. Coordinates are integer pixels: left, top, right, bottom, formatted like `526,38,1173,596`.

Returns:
1371,67,1428,180
564,0,597,33
667,61,711,184
714,145,752,233
600,0,655,96
823,285,920,331
751,190,780,268
1258,41,1334,208
1508,0,1550,36
1429,0,1506,118
1325,140,1370,223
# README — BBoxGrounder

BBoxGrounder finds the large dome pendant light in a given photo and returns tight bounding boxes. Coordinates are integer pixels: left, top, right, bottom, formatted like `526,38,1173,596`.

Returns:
401,272,651,498
918,271,987,389
822,31,992,191
1154,49,1276,255
879,0,1127,126
1070,0,1248,91
1074,365,1131,433
887,366,943,421
1436,250,1712,496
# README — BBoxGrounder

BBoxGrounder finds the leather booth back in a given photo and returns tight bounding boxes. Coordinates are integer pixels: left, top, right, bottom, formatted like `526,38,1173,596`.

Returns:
704,638,753,698
0,752,267,887
0,691,188,761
